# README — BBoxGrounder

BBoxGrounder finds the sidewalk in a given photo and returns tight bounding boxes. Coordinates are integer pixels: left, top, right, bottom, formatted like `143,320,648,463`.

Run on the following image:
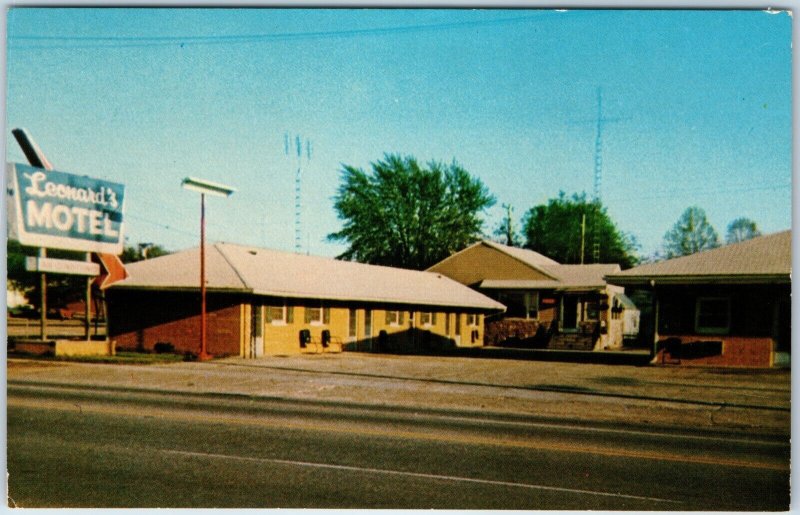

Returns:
7,353,791,436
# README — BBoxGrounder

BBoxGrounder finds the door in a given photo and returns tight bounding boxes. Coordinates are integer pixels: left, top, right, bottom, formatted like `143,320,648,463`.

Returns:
250,304,264,358
774,299,790,366
561,296,579,331
364,309,373,351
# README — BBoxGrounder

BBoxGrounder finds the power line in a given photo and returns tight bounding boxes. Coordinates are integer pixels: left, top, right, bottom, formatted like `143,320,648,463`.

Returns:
125,213,197,238
8,11,587,50
603,182,790,203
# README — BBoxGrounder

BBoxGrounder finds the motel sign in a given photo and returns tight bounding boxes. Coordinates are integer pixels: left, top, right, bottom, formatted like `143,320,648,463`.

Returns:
8,162,126,255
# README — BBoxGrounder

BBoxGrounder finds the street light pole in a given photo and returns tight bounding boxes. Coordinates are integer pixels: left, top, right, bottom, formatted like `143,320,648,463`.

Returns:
182,177,235,361
199,192,208,360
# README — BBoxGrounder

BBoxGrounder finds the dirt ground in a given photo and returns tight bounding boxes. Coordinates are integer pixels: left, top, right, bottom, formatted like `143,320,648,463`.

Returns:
7,352,791,435
7,317,106,339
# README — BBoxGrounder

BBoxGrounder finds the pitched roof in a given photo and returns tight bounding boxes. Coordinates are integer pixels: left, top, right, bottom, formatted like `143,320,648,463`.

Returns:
543,263,622,288
431,240,618,291
480,264,620,291
606,230,791,285
480,240,561,270
112,242,506,311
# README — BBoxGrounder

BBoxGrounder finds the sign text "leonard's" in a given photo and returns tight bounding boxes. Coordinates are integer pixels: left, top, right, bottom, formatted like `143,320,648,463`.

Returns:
9,163,126,254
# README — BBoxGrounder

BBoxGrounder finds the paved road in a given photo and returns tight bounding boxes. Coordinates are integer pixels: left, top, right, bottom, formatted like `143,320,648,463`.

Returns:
7,382,790,509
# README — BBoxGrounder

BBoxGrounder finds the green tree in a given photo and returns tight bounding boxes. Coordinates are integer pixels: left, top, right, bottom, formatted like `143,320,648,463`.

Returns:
522,192,640,268
121,242,170,263
726,217,761,244
6,239,86,310
328,154,495,270
662,206,720,258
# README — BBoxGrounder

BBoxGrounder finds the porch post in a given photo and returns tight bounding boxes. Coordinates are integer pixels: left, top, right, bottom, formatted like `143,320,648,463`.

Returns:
651,281,660,358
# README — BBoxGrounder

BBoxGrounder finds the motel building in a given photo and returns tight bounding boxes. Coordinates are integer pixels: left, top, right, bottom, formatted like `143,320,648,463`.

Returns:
605,230,791,368
106,243,506,357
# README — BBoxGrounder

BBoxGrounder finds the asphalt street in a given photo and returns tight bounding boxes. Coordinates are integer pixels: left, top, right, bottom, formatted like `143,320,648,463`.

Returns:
7,380,790,509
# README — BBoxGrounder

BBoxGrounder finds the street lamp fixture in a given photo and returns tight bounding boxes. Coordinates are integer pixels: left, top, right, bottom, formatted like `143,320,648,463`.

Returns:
181,176,236,361
181,177,237,198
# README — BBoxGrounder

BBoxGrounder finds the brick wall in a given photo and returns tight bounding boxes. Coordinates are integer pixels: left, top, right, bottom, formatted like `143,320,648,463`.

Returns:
108,290,242,357
485,318,542,346
656,334,773,368
486,318,602,350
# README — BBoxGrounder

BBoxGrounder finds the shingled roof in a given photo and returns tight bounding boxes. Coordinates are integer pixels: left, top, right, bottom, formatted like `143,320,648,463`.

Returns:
437,240,620,291
606,230,791,286
480,264,621,291
480,240,561,270
112,242,506,311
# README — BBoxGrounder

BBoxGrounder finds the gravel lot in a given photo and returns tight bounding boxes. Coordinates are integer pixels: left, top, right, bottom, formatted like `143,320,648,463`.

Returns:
7,352,790,435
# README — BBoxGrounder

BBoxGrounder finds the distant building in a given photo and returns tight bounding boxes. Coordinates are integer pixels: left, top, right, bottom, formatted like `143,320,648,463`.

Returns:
606,230,791,367
106,243,505,357
428,240,638,351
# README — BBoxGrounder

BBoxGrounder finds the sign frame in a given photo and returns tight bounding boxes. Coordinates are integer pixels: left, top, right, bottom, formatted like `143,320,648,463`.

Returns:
8,162,126,254
25,256,101,276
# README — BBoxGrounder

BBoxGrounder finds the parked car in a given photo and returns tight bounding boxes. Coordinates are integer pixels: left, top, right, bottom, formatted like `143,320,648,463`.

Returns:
48,308,74,320
7,305,37,319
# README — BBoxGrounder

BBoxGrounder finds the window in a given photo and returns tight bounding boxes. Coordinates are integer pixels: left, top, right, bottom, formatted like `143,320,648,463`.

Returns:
306,307,321,324
445,312,451,335
305,305,330,325
420,312,437,327
527,292,539,320
385,310,404,326
466,313,478,327
266,304,293,325
695,297,730,334
584,300,600,321
348,308,358,338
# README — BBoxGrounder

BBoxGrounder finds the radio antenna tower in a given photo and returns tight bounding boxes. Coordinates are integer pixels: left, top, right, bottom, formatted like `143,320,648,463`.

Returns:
589,87,627,263
285,133,312,253
591,87,604,263
568,88,626,264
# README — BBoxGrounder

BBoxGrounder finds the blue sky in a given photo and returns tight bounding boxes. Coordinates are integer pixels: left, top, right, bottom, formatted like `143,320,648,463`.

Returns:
5,8,792,260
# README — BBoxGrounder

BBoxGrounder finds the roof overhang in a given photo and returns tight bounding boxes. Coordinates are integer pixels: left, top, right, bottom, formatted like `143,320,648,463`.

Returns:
249,288,506,312
605,274,791,287
480,280,561,290
479,279,607,293
109,285,253,294
109,284,506,312
556,286,608,294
